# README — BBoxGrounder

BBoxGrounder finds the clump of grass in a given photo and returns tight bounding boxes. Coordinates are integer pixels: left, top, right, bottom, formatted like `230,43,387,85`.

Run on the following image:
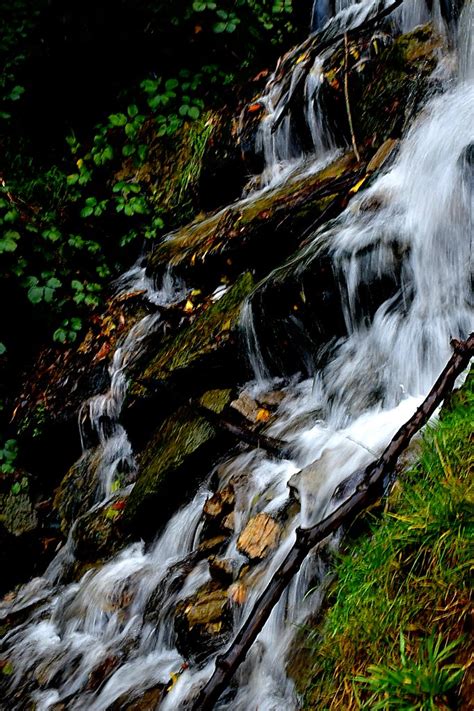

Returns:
298,374,473,709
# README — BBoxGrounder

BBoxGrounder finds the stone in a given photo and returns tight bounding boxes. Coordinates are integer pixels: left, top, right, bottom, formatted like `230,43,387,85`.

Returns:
237,512,281,561
123,390,233,539
73,492,129,563
208,556,235,585
203,485,235,518
174,581,232,661
53,447,102,535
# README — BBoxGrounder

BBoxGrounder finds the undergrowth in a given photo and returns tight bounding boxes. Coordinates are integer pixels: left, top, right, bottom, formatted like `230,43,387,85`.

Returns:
298,374,473,710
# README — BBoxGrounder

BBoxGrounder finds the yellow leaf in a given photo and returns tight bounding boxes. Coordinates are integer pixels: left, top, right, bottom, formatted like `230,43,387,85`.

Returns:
76,158,84,169
184,300,194,313
349,177,367,194
296,52,308,64
256,408,271,423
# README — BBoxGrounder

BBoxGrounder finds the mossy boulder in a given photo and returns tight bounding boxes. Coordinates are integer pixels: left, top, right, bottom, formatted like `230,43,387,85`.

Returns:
123,389,232,539
147,152,361,281
72,492,129,564
53,447,102,535
129,271,255,402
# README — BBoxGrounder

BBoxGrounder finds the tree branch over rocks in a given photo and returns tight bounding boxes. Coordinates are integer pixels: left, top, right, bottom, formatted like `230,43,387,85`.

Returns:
191,332,474,711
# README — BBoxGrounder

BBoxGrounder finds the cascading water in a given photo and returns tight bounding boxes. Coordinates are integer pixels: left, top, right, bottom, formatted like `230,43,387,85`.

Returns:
1,1,472,710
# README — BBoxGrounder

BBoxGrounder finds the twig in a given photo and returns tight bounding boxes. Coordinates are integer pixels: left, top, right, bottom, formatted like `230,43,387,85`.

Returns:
343,32,360,162
191,332,474,710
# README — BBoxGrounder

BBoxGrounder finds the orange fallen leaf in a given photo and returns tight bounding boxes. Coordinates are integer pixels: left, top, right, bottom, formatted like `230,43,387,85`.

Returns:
256,407,271,423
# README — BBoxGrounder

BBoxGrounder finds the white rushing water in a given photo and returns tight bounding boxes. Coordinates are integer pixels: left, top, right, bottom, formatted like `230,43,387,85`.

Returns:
1,1,472,709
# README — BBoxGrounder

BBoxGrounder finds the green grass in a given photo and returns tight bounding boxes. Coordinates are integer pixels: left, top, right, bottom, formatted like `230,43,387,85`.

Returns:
295,374,473,710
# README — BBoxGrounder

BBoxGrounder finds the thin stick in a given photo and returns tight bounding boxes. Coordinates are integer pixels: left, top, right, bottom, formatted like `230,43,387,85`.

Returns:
344,32,361,162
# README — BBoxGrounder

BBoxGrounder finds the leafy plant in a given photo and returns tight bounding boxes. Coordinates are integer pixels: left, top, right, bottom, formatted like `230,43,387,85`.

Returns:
53,316,82,344
0,439,18,474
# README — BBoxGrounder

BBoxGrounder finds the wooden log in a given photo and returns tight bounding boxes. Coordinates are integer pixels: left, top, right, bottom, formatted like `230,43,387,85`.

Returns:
191,332,474,710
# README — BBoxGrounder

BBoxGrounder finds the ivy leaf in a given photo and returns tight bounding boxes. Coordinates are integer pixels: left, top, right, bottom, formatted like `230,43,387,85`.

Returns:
108,113,128,127
0,230,20,253
28,286,44,304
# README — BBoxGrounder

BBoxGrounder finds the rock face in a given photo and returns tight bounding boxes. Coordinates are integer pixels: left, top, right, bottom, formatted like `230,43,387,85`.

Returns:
237,512,281,561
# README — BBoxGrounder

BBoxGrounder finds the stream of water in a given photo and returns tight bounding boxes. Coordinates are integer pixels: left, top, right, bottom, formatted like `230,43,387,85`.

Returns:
1,1,472,709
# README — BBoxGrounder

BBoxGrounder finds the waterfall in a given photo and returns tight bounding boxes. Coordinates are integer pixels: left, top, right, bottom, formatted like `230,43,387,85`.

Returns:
0,2,472,710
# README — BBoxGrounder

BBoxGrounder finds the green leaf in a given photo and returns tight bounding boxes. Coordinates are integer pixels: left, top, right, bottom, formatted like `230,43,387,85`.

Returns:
0,230,20,253
127,104,139,118
165,78,179,91
188,106,200,119
80,206,94,218
109,113,128,127
28,286,44,304
46,277,61,289
122,144,136,157
0,342,6,355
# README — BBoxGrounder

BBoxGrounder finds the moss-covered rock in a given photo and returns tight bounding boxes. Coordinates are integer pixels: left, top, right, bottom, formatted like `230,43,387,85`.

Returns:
53,447,102,535
72,492,129,564
123,389,232,538
129,272,255,401
148,152,361,279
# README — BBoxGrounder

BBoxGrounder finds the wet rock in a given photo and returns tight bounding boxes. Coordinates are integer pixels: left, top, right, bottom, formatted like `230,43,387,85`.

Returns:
124,390,233,539
228,581,247,606
107,685,164,711
123,687,164,711
222,511,235,533
174,581,232,661
208,556,235,585
148,153,360,282
203,485,235,519
129,273,254,402
53,447,102,535
237,512,281,561
230,391,262,424
0,476,37,536
197,535,228,555
86,655,121,691
73,492,129,564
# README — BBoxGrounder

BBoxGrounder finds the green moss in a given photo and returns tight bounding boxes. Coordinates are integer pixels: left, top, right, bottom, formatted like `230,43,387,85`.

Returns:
355,24,442,147
132,272,254,396
124,388,232,532
293,375,473,709
149,152,358,272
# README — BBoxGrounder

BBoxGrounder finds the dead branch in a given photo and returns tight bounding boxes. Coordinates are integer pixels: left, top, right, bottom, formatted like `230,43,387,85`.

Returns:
191,332,474,710
194,403,291,460
343,32,361,162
